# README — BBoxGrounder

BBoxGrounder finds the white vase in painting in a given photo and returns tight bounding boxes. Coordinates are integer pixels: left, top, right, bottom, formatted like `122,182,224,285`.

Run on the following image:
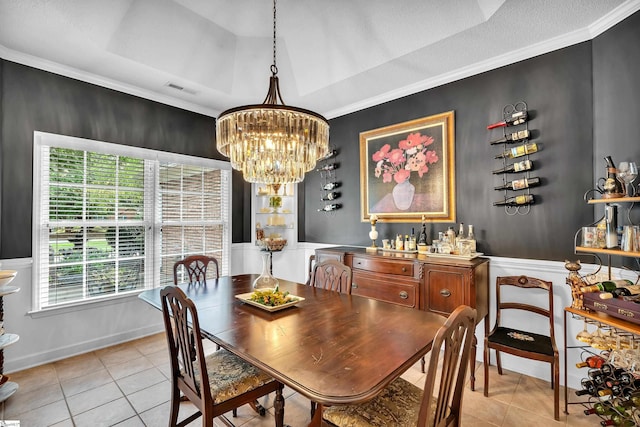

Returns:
392,180,415,210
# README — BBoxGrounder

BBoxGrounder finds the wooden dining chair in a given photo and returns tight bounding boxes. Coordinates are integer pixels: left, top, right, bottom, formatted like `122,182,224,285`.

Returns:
160,286,285,427
307,258,353,417
173,255,219,286
322,305,477,427
308,259,352,293
483,275,559,420
305,254,316,285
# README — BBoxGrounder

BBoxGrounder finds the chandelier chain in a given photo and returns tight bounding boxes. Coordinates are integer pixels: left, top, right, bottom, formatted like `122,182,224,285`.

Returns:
271,0,278,76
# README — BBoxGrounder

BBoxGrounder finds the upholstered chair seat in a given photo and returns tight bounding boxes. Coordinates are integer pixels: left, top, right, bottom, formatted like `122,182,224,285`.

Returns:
193,349,276,405
323,377,443,427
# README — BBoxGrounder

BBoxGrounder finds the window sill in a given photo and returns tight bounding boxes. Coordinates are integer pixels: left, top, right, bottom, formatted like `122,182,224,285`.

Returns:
28,291,146,319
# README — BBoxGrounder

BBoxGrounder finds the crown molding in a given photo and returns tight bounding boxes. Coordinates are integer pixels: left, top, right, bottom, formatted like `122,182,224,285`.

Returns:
589,0,640,38
325,26,593,119
0,45,219,118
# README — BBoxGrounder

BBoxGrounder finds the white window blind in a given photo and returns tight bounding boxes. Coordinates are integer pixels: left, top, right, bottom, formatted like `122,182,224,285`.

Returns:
33,132,231,311
157,163,231,286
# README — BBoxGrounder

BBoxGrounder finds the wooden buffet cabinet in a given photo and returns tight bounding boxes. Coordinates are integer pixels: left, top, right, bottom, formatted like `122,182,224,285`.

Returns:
315,246,489,389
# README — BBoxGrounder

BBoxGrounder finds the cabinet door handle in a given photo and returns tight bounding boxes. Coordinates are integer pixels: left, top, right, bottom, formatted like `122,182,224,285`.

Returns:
399,291,408,299
439,289,451,297
352,283,358,289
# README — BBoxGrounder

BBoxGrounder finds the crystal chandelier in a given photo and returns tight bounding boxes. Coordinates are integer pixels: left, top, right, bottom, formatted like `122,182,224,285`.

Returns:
216,0,329,184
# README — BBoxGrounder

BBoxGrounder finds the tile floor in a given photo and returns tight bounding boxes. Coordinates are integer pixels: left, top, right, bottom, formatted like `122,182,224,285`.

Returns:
1,333,599,426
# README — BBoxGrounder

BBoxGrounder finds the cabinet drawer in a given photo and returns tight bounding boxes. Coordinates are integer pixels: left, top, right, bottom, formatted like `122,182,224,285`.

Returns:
424,268,466,315
351,272,417,308
350,255,414,277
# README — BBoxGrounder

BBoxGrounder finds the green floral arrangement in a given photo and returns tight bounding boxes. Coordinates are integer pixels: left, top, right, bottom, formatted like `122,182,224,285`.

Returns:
269,196,282,208
249,288,298,307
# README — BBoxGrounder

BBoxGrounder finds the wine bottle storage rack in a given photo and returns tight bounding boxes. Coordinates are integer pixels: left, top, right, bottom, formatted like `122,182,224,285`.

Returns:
489,101,537,215
317,146,341,213
566,311,640,425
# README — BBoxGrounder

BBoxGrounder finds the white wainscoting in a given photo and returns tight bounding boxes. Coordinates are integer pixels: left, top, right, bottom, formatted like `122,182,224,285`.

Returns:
2,246,631,390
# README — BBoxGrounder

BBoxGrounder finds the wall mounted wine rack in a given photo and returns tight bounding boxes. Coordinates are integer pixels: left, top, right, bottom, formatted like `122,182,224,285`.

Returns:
317,146,341,213
489,101,539,215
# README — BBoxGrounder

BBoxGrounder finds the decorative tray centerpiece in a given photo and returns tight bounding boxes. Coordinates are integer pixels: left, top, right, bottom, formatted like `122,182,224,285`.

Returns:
235,287,304,312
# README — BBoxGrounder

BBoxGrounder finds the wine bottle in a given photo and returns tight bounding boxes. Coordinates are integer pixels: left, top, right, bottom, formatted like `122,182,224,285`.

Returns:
600,413,634,427
318,149,338,161
494,177,541,191
577,355,607,369
487,111,528,129
584,402,616,416
321,192,340,201
599,285,640,299
316,163,337,172
493,194,534,207
580,279,634,293
494,143,538,159
322,182,340,190
492,159,533,174
576,378,601,397
489,129,530,145
317,204,340,212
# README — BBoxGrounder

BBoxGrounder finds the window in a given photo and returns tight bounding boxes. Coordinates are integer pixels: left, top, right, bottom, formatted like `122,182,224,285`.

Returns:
33,132,231,311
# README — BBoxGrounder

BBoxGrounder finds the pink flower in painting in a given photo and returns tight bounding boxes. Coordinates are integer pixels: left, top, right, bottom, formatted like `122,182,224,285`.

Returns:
372,144,391,162
371,132,438,184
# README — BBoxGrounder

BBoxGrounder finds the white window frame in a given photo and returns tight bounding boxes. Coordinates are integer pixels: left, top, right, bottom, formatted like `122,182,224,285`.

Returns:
32,131,232,312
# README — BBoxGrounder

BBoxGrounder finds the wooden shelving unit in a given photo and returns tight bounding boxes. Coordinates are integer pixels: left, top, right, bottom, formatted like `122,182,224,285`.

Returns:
0,284,20,402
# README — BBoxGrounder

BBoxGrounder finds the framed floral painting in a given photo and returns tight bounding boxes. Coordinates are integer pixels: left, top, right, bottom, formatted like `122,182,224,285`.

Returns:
360,111,455,223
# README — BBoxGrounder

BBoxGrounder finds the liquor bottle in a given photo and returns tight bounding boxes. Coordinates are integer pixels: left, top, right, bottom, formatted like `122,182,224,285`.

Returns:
396,234,404,251
493,194,534,207
404,234,410,251
317,204,340,212
418,220,428,245
446,227,456,245
580,279,634,293
576,355,607,369
316,163,337,172
321,192,340,201
492,159,533,174
494,177,541,191
487,111,528,129
322,182,340,191
467,225,476,252
489,129,530,145
409,228,417,251
458,223,465,241
494,143,538,159
603,156,625,197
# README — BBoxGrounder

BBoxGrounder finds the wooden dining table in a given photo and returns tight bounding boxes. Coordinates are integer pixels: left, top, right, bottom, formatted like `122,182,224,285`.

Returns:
138,274,447,427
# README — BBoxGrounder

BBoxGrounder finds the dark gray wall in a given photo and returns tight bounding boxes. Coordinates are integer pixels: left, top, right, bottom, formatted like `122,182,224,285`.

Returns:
2,10,639,262
593,12,640,227
304,41,596,261
0,61,248,258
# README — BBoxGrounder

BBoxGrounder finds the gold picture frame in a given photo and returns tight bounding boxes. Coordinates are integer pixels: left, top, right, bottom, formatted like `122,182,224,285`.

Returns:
360,111,455,223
